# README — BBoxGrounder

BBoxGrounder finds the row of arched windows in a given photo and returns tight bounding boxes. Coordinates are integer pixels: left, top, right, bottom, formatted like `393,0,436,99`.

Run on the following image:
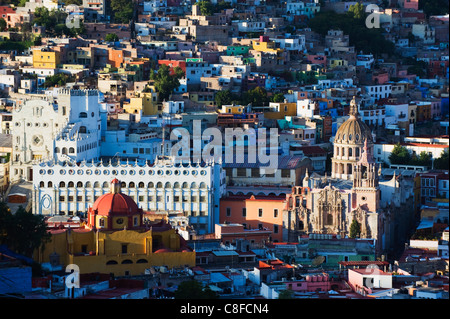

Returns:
39,181,208,189
106,259,148,265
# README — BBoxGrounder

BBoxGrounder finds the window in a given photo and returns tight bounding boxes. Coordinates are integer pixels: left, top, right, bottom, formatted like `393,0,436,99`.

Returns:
122,245,127,254
281,170,290,178
274,225,278,233
274,209,278,218
226,207,231,217
237,168,247,177
242,208,246,217
258,208,263,217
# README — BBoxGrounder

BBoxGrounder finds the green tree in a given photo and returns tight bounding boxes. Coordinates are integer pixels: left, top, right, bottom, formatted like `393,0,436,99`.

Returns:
0,18,6,31
43,73,75,88
105,33,119,42
150,64,183,101
197,0,214,16
175,280,219,299
111,0,134,23
434,150,449,170
242,86,270,106
349,219,361,238
347,2,365,20
271,93,286,103
215,90,233,108
0,203,51,258
278,289,294,299
389,143,411,165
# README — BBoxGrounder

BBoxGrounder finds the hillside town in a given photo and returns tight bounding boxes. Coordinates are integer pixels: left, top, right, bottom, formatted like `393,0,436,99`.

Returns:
0,0,448,301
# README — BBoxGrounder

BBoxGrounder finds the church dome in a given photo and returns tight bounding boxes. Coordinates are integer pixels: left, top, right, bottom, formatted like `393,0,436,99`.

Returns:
91,179,141,216
334,97,373,145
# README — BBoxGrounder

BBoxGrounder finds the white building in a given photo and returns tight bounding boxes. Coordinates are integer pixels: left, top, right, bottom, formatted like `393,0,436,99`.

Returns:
356,54,375,69
236,20,266,33
32,156,226,234
296,99,319,118
363,84,392,101
271,35,306,52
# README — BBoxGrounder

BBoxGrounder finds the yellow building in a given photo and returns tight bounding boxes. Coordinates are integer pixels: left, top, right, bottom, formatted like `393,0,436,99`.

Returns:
219,104,250,114
123,87,160,116
32,48,61,69
34,179,195,276
252,39,282,55
263,102,297,119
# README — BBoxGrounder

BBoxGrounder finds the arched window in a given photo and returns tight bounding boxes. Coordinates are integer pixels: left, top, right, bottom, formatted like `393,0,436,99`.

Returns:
102,182,108,188
355,147,360,157
94,181,100,188
191,182,197,188
79,112,87,118
68,181,74,188
156,182,163,188
106,260,118,265
39,181,45,187
121,260,133,264
199,182,206,189
148,182,154,188
165,182,171,188
182,182,188,188
77,181,83,188
69,147,75,154
48,181,53,188
55,147,60,153
129,182,135,188
79,126,87,134
136,259,148,264
121,182,126,188
348,148,353,157
60,181,66,187
85,181,92,188
174,182,180,188
62,147,67,155
138,182,145,188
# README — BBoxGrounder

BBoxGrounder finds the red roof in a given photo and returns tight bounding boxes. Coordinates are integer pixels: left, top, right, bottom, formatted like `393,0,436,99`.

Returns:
91,193,140,216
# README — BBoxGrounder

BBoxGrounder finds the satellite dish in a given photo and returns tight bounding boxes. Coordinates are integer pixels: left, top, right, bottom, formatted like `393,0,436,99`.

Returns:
312,256,325,266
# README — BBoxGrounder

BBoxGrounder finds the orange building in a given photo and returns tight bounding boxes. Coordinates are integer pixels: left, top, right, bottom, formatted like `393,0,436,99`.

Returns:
108,49,125,68
158,60,186,75
219,194,287,243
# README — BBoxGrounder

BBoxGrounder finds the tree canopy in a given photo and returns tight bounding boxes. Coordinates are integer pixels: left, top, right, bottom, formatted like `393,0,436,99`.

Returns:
308,9,395,56
349,219,361,238
111,0,134,24
0,203,51,258
174,280,219,299
149,64,184,101
389,144,432,167
434,150,449,170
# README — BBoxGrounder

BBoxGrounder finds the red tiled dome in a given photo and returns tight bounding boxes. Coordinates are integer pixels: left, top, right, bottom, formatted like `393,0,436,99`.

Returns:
91,193,140,216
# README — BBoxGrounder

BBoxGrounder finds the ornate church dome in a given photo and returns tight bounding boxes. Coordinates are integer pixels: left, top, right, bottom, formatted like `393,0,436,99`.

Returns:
331,96,375,180
334,96,373,145
91,178,140,216
87,178,143,230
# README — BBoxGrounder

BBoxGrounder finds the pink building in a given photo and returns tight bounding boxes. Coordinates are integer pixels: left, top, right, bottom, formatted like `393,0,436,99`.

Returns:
306,54,327,66
402,0,419,10
347,268,392,296
283,273,345,293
